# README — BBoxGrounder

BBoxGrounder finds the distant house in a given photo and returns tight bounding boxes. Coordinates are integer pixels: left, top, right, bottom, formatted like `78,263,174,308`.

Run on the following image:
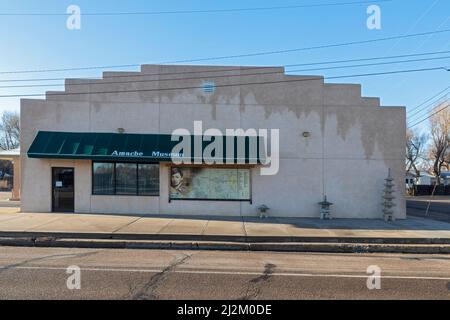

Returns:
418,172,435,185
406,170,450,186
405,171,415,188
405,171,434,186
432,171,450,186
0,148,20,200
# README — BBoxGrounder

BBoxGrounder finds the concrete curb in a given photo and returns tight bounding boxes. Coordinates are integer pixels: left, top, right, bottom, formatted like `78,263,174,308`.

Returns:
1,237,450,253
1,231,450,244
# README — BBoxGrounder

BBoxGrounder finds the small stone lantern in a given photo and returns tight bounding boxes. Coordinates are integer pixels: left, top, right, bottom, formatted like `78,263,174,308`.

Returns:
318,195,333,220
257,204,270,219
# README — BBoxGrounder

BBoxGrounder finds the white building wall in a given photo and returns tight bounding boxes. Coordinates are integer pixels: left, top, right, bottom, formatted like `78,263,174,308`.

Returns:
20,65,406,218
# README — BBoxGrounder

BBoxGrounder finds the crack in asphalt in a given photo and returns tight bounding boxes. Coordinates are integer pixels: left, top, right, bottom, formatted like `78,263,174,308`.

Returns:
400,256,450,261
0,251,99,274
128,253,192,300
239,263,276,300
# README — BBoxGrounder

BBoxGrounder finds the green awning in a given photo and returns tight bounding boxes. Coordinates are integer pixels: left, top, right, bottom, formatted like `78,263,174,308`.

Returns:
27,131,266,164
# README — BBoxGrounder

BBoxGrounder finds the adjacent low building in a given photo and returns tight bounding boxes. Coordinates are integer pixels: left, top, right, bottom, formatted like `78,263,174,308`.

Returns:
0,148,20,201
20,64,406,218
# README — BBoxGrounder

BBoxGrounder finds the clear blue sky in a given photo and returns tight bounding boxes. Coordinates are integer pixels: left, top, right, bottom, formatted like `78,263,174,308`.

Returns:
0,0,449,132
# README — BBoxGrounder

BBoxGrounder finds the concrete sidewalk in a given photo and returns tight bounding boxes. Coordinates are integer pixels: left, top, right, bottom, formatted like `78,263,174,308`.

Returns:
1,208,450,253
1,208,450,240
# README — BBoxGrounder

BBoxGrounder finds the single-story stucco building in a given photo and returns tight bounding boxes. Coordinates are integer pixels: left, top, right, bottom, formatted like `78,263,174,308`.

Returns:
20,64,406,218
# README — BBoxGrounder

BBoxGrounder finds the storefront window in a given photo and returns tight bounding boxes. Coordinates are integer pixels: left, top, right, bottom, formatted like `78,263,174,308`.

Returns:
115,163,137,195
138,164,159,195
92,162,114,194
92,162,159,196
169,167,250,201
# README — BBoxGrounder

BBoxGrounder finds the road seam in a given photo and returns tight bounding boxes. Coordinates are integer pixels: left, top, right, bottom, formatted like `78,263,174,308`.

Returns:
1,265,450,280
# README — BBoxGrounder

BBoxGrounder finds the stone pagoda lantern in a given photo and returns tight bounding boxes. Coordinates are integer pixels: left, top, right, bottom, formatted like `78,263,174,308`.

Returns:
382,168,396,222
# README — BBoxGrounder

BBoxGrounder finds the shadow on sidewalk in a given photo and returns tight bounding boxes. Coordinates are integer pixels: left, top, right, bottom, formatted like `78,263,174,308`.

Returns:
18,211,450,232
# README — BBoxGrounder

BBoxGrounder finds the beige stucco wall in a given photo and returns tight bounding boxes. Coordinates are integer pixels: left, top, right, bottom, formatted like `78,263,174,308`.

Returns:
20,65,406,218
11,157,21,201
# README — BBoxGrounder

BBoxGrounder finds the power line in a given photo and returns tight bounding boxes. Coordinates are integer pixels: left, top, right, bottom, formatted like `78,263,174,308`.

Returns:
406,85,450,115
1,66,446,99
409,103,450,128
407,91,450,121
2,28,450,75
286,50,450,67
408,96,449,124
0,68,283,89
289,55,450,73
0,0,393,16
383,0,440,55
2,49,450,83
1,55,450,90
384,13,450,93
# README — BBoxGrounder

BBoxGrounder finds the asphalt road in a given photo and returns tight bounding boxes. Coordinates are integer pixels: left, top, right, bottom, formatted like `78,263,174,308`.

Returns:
0,246,449,300
407,198,450,223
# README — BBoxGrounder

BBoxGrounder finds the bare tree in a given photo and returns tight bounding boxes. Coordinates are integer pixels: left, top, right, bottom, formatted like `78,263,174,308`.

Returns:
427,103,450,185
406,128,427,179
444,145,450,171
0,111,20,151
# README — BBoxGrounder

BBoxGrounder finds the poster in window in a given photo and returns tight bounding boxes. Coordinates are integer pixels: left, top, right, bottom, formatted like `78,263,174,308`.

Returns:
170,167,250,200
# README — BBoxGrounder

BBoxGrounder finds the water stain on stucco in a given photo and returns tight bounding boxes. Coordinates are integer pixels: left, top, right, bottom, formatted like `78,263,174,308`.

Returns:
235,73,403,165
92,102,102,113
136,68,397,164
41,65,403,165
